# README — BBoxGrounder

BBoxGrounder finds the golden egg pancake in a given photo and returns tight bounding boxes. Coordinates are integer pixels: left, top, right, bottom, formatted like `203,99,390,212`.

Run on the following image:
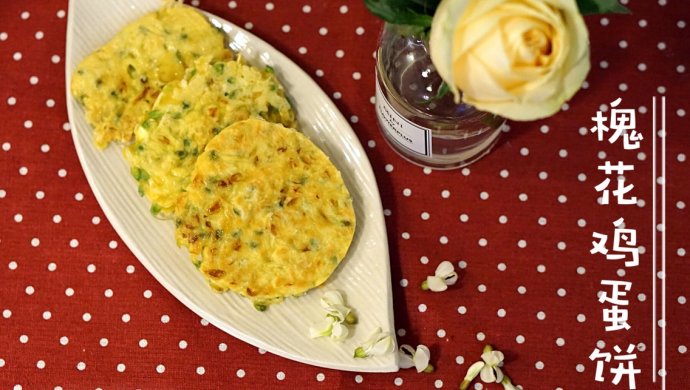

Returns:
70,4,229,149
174,119,355,308
124,56,295,216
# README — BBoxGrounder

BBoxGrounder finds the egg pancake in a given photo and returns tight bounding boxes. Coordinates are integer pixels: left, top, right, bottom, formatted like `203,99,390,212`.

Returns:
124,56,295,215
174,119,355,308
70,4,230,149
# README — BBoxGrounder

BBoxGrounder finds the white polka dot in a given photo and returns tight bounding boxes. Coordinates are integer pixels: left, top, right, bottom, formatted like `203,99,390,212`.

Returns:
51,55,60,64
21,11,30,20
42,311,51,320
556,338,565,346
678,296,687,304
13,214,23,223
104,289,113,298
678,65,686,74
23,120,32,128
476,332,485,341
679,345,687,354
497,308,506,317
265,2,274,11
458,261,467,269
35,190,44,199
401,232,410,240
356,26,365,35
352,72,361,80
437,329,446,338
122,313,131,323
518,193,528,201
418,304,427,312
196,366,205,375
397,328,406,337
520,147,529,156
244,22,253,30
76,362,86,371
302,5,311,13
31,238,40,247
459,214,469,222
86,264,96,273
497,263,507,271
535,361,545,370
228,1,237,9
13,52,22,61
518,239,527,248
116,363,126,372
478,238,487,247
218,342,228,352
0,32,7,41
99,338,108,347
385,164,393,172
537,264,546,273
516,335,525,344
156,364,165,373
498,215,508,224
319,27,328,36
236,368,246,378
7,96,16,105
577,266,586,275
126,265,135,273
537,311,546,320
394,377,403,386
577,314,586,322
461,167,471,176
19,166,28,175
29,76,39,85
399,278,408,287
557,288,567,297
281,24,290,33
517,286,527,294
3,309,12,318
1,142,9,152
419,256,429,264
276,371,286,380
576,364,585,373
477,284,487,293
47,262,57,271
82,313,91,322
316,373,326,382
69,239,79,248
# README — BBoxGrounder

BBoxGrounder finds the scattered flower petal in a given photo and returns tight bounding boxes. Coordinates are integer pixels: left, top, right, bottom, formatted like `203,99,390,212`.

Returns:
398,344,432,373
354,327,394,358
309,291,355,340
423,260,459,292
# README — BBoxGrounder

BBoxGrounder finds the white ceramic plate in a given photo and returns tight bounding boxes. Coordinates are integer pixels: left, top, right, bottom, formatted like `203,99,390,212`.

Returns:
65,0,397,372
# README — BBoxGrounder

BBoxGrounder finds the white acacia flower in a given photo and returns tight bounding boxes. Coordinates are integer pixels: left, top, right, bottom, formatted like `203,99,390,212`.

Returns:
423,260,458,292
479,349,505,383
398,344,433,373
460,345,516,390
309,291,356,341
354,327,394,358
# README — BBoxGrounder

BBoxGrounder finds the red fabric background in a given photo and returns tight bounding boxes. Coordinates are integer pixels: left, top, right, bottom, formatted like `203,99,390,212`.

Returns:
1,0,688,388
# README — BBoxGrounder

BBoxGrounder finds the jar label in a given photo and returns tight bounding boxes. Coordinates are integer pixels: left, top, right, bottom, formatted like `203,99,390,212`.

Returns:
375,79,432,157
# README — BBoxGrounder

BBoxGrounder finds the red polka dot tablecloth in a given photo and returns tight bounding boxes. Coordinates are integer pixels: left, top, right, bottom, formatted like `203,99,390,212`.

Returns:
1,0,689,389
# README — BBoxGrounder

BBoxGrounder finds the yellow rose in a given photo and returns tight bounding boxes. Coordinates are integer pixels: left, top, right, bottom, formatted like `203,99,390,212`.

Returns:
429,0,590,121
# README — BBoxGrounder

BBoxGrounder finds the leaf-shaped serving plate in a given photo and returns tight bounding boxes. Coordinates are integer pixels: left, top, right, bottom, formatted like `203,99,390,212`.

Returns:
65,0,397,372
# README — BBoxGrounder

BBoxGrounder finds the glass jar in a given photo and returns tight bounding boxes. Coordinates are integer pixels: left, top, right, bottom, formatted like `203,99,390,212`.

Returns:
375,23,505,170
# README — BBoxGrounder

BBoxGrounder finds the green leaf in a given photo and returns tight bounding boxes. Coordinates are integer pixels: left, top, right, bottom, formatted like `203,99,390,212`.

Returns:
576,0,631,15
364,0,438,27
